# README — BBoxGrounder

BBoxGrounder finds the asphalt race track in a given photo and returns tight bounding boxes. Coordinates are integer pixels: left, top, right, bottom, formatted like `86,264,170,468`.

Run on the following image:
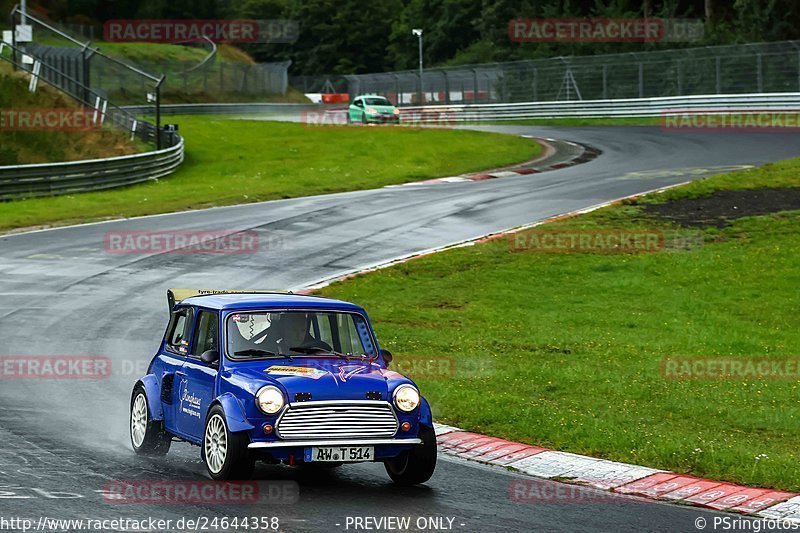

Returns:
2,125,800,532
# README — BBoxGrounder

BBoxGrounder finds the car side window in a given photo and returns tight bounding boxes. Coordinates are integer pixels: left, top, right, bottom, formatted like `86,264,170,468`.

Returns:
165,308,193,355
339,314,366,355
192,311,219,357
355,99,363,108
311,313,368,355
317,315,333,346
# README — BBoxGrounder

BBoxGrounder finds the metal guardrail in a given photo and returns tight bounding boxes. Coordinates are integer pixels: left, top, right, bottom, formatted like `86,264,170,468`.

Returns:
0,6,186,201
125,93,800,122
0,138,184,201
398,93,800,121
123,102,320,116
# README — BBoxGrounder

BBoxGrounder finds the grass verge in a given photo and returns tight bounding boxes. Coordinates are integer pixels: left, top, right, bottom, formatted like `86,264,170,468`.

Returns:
158,86,311,104
0,64,144,165
0,117,540,233
98,42,243,64
95,42,309,104
318,158,800,492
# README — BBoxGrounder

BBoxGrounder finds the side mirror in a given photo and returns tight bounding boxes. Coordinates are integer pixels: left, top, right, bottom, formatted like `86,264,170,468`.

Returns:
201,349,219,365
380,349,393,364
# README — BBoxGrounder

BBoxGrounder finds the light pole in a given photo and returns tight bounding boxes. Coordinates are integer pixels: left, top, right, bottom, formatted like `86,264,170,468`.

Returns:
412,28,423,104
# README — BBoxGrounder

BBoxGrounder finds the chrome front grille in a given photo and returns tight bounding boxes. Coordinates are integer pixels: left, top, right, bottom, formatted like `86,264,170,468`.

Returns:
275,401,398,440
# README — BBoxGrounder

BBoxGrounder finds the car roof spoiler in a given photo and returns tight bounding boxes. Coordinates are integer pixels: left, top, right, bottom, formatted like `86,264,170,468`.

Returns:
167,288,293,311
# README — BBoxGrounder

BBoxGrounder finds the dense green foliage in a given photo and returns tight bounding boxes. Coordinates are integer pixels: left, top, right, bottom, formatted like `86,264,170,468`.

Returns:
23,0,800,74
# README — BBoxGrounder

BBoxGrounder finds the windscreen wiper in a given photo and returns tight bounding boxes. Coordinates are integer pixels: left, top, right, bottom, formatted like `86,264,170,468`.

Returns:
234,349,293,361
290,346,374,362
290,346,353,360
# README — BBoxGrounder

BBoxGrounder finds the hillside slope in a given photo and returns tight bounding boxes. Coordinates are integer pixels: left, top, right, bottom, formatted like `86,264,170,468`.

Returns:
0,63,143,165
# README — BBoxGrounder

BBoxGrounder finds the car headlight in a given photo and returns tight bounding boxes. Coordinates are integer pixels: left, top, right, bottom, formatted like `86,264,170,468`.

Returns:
393,385,420,412
366,107,378,114
256,386,285,415
393,108,400,115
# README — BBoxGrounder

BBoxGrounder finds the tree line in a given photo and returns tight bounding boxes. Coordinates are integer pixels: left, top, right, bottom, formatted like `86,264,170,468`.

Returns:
19,0,800,74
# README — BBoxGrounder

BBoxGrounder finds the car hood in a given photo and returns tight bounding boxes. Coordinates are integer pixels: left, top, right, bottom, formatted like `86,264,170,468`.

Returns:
227,358,413,402
365,105,397,113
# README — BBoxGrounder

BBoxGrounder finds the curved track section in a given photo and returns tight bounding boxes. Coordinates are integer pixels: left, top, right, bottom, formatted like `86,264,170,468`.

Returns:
1,126,799,532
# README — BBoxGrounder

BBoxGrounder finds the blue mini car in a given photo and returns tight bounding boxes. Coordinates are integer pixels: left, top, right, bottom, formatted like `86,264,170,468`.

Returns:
130,289,437,485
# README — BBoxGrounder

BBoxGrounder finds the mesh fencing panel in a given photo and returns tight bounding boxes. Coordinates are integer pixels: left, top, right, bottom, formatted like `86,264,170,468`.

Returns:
296,41,800,105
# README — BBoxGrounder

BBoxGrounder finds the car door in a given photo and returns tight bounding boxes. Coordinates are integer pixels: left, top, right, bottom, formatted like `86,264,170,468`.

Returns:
176,308,220,440
349,98,361,121
160,306,194,433
355,98,366,121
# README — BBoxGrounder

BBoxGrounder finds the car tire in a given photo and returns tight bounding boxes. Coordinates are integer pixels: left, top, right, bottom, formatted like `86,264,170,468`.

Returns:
361,112,368,125
384,424,437,486
130,385,171,456
203,405,254,480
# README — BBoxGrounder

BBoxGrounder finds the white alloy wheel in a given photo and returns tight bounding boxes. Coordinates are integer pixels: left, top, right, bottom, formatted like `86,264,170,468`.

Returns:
205,414,228,475
130,393,148,449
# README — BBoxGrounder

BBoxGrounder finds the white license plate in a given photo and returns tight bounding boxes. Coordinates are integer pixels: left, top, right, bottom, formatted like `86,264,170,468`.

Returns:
307,446,374,462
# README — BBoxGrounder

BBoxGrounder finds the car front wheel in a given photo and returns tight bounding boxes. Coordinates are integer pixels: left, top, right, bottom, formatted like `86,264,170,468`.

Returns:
130,385,171,456
384,425,437,486
203,405,254,480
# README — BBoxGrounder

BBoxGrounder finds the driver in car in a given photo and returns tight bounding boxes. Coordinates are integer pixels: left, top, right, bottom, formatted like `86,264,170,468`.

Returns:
229,312,333,356
272,313,332,354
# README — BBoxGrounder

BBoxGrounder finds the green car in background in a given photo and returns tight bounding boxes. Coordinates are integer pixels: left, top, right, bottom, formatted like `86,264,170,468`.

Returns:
348,95,400,124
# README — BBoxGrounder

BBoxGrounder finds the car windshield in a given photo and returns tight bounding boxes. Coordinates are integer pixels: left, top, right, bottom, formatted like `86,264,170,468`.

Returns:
364,97,391,106
226,311,375,359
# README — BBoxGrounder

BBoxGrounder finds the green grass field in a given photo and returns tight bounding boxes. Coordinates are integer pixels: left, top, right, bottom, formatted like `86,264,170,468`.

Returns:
0,117,540,233
97,42,254,65
319,158,800,492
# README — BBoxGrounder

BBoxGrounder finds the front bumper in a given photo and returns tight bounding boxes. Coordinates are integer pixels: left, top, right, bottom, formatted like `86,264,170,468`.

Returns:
367,114,400,123
248,438,421,449
248,438,422,462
